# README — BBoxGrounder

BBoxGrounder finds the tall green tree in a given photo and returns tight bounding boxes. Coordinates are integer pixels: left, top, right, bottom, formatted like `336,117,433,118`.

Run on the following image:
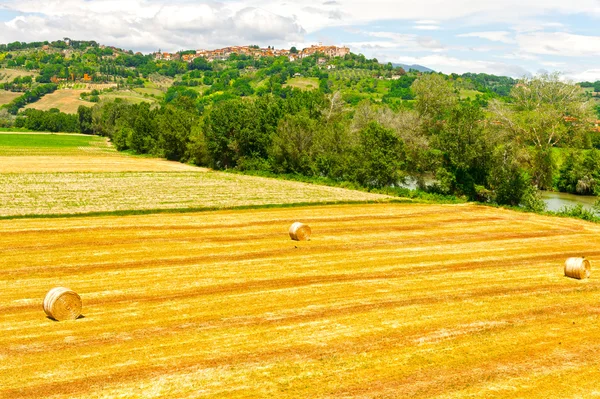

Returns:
352,122,405,188
491,73,594,189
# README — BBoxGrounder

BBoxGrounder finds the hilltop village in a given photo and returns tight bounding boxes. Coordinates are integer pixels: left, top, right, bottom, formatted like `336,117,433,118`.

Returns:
153,44,350,63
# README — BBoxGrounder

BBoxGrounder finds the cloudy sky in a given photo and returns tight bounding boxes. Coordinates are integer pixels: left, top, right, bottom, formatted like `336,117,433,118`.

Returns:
1,0,600,80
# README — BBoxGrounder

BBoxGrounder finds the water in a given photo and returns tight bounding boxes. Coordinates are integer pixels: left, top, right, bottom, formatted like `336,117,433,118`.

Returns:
401,177,598,213
540,191,598,213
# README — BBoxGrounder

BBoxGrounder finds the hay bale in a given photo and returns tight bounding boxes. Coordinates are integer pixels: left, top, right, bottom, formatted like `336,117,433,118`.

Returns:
564,257,591,280
289,222,311,241
43,287,82,321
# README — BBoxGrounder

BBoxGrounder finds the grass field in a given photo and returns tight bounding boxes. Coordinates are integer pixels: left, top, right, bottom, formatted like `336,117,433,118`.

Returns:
0,133,203,173
1,203,599,398
24,89,92,114
284,77,319,90
133,87,165,97
101,90,158,105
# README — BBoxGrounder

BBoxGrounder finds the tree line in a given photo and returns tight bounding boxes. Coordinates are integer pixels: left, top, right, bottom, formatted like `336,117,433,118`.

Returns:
60,72,597,206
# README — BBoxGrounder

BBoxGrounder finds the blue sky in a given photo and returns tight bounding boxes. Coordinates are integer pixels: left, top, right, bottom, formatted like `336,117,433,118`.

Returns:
1,0,600,80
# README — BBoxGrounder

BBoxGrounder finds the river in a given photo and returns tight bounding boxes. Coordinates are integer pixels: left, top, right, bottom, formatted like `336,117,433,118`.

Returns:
401,177,598,213
540,191,598,213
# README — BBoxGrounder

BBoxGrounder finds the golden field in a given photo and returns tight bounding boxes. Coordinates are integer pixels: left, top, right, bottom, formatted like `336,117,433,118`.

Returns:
0,89,21,105
23,89,92,114
1,203,599,398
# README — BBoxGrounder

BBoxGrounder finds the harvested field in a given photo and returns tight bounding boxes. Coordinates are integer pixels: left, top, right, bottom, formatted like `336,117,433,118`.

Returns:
1,203,600,398
0,68,36,83
0,156,204,173
0,171,389,216
0,133,388,216
0,89,21,105
23,89,92,114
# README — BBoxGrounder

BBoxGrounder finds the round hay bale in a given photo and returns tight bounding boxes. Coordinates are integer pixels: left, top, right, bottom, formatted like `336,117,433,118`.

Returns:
564,257,591,280
43,287,82,321
289,222,311,241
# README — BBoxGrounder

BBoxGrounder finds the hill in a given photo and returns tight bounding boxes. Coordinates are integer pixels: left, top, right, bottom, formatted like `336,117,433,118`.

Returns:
392,62,434,73
1,39,599,212
1,202,599,398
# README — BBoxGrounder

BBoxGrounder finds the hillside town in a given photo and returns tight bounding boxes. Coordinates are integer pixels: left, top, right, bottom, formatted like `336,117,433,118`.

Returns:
153,44,350,62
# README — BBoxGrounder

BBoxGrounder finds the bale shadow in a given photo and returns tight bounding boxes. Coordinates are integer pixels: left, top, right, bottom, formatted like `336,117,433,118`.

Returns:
46,314,86,322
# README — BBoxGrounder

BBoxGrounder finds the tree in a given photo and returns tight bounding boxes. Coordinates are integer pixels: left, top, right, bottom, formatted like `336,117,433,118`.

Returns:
157,98,198,161
491,73,594,189
433,101,492,199
77,105,93,134
411,73,457,121
270,111,318,174
352,122,405,188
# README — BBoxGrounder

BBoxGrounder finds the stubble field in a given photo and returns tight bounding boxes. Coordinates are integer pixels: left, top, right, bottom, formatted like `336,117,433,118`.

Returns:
2,132,600,398
23,89,92,114
1,203,599,398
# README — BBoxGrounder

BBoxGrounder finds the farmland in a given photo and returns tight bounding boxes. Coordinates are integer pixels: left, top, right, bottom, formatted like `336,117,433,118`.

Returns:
0,133,390,216
1,203,599,398
0,89,21,105
0,68,36,83
0,133,203,172
100,89,158,105
283,77,319,90
2,131,600,398
23,89,92,114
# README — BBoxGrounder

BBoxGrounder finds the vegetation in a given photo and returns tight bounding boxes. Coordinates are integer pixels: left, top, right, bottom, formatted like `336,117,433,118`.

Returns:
2,39,599,210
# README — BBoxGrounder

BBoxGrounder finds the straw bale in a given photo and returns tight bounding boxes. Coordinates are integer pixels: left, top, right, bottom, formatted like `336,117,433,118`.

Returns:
289,222,311,241
43,287,82,321
564,257,591,280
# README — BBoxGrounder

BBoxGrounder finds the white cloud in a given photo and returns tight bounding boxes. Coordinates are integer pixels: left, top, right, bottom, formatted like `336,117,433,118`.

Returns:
458,31,515,44
517,32,600,57
396,54,531,77
0,1,305,52
414,25,441,31
565,69,600,82
540,61,566,67
357,31,445,53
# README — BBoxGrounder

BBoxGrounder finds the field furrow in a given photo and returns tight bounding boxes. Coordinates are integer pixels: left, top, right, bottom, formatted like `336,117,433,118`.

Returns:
1,203,599,398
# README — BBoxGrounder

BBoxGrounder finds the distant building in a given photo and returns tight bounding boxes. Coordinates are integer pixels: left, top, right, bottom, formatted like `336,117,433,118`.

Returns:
156,44,351,63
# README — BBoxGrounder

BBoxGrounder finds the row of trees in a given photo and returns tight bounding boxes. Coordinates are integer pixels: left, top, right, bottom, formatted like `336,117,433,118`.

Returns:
2,83,57,114
15,108,79,132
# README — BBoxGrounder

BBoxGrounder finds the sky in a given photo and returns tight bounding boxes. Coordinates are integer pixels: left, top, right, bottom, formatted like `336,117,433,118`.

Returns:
1,0,600,80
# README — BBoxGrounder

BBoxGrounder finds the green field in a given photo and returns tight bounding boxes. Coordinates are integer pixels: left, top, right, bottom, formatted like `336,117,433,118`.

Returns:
284,77,319,90
100,90,158,104
0,133,109,154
